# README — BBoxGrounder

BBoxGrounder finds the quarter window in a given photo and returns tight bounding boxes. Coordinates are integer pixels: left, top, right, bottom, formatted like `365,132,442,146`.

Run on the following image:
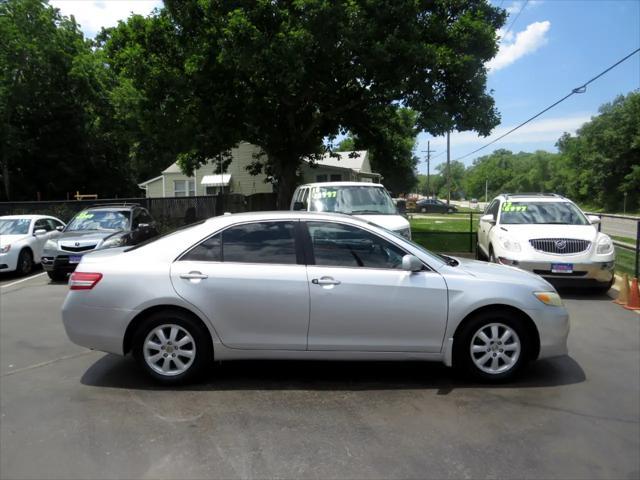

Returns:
307,222,406,269
183,221,297,264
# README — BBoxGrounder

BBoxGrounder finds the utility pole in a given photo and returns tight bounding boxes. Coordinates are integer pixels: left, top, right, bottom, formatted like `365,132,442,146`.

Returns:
446,131,451,205
485,179,488,203
422,141,436,198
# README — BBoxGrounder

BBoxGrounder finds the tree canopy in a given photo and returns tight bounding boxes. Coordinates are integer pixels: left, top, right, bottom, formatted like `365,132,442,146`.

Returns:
98,0,506,206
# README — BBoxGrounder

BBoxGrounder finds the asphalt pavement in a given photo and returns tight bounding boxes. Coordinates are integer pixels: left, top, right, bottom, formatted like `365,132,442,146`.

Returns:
0,274,638,479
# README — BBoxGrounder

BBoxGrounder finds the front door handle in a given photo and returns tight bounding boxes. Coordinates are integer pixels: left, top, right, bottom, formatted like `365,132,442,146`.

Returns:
180,271,208,280
312,277,341,286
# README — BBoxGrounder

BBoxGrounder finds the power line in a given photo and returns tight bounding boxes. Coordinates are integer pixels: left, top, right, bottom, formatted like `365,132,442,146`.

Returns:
452,47,640,162
502,0,529,40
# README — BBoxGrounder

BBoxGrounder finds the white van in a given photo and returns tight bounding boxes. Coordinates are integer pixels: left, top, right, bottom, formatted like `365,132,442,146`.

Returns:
290,182,411,239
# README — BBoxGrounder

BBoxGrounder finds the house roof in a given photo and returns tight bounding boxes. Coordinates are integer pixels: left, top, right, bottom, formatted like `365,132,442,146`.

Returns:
162,163,183,174
137,175,163,187
309,150,369,172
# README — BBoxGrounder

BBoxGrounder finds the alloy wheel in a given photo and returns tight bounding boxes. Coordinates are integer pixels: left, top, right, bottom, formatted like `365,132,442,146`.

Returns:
143,324,196,376
470,322,521,375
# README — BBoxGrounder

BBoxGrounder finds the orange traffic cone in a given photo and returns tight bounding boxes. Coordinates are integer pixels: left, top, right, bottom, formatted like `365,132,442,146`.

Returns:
624,277,640,311
614,274,630,305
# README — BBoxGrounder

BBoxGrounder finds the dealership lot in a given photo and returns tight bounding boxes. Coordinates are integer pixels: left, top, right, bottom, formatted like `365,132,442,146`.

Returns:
1,275,638,479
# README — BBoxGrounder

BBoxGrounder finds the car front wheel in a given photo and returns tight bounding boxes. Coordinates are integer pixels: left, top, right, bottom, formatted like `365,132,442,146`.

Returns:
47,270,67,282
133,310,211,385
455,312,530,382
16,249,33,275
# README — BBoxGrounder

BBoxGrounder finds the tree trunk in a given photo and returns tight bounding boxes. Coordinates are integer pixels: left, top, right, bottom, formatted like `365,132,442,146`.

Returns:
272,156,299,210
1,160,9,201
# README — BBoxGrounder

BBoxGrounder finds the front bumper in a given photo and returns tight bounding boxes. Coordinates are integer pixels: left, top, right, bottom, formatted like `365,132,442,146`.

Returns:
498,258,615,286
524,306,570,360
0,250,19,272
41,254,82,274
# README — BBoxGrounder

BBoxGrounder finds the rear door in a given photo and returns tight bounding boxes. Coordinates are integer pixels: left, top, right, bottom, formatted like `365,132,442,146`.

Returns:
304,221,448,352
171,220,310,350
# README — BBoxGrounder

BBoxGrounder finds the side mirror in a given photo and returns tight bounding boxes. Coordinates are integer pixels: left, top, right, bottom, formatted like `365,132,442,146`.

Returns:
481,214,496,225
34,229,47,236
292,201,306,211
402,254,423,272
55,225,64,231
587,215,601,225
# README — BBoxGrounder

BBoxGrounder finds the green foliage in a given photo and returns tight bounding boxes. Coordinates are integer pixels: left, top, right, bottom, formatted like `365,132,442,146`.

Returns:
337,107,419,195
0,0,135,200
100,0,505,206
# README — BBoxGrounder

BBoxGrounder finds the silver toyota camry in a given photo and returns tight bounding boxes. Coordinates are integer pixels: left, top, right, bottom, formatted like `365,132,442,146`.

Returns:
61,211,569,384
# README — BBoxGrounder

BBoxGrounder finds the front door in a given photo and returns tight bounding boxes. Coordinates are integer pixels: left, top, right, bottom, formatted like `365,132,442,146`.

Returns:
304,221,448,352
171,220,310,350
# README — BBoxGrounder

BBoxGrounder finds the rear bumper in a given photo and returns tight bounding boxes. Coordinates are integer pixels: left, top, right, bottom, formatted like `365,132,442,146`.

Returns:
61,295,134,355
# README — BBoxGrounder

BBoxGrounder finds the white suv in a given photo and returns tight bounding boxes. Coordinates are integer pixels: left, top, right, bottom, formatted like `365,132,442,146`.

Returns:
477,193,615,291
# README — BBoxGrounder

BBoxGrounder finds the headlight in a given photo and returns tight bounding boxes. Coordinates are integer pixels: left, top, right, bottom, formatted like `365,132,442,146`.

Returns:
501,238,521,252
0,244,10,254
44,239,58,250
100,236,125,248
596,235,613,255
534,291,563,307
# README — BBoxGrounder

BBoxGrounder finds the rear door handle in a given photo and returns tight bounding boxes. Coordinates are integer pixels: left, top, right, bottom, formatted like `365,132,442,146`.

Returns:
312,277,341,286
180,271,208,280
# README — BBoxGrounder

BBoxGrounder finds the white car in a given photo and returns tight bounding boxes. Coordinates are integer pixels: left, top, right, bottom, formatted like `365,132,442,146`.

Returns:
477,194,615,292
0,215,66,276
291,182,411,239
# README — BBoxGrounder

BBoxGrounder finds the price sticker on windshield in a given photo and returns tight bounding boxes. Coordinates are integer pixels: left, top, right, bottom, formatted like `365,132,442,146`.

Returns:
502,202,527,212
76,212,94,220
312,190,337,199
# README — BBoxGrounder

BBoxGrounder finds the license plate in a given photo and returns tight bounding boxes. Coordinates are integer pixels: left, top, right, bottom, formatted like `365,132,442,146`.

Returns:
69,255,82,264
551,263,573,273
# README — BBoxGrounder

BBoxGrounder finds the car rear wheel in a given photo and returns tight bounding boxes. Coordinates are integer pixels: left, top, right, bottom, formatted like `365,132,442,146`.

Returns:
455,311,530,382
133,310,211,385
16,249,33,276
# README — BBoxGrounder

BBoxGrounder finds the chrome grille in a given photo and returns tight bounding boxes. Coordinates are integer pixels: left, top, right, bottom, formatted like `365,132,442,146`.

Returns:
529,238,590,255
60,244,97,253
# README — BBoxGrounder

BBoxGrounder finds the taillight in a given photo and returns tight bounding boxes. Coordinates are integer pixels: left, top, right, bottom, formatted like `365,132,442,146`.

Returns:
69,272,103,290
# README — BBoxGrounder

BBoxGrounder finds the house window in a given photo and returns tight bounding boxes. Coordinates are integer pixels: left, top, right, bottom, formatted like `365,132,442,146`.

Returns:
174,179,195,197
330,174,342,182
316,174,328,182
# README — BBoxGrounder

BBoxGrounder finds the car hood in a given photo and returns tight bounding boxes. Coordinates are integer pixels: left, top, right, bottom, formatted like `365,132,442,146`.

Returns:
0,234,29,247
497,224,598,242
355,214,410,232
56,230,123,243
453,256,553,289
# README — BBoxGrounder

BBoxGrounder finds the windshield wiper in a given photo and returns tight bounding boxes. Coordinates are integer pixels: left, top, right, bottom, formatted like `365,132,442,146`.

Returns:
438,253,459,266
350,209,386,215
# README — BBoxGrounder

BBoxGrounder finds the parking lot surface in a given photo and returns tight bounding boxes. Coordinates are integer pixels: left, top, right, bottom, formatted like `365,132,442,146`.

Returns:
1,275,639,479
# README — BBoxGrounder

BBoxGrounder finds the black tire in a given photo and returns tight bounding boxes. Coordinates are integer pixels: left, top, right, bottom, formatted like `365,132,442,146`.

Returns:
592,278,614,294
454,310,531,383
488,246,496,263
47,270,68,282
132,309,212,385
16,249,33,276
475,244,485,261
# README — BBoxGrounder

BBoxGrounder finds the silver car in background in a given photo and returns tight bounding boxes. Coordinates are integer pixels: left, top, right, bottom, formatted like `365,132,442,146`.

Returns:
62,211,569,385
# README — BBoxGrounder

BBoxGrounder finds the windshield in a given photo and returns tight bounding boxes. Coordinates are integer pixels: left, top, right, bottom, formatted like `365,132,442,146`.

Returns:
500,202,589,225
66,210,131,232
309,186,397,215
0,219,31,235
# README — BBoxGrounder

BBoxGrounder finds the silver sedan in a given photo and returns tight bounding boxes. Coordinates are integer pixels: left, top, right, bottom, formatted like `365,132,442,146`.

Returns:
61,211,569,384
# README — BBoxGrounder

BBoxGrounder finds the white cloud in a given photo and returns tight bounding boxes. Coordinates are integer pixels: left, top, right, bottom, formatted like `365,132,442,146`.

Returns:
50,1,163,38
416,114,590,164
487,20,551,72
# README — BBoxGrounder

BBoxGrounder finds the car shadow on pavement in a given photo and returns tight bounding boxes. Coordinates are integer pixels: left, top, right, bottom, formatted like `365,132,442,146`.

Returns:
556,287,613,301
81,354,585,393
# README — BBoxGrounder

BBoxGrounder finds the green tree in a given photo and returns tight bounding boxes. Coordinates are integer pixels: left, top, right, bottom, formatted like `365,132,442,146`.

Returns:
101,0,506,207
337,106,419,195
557,92,640,211
0,0,134,200
435,160,466,199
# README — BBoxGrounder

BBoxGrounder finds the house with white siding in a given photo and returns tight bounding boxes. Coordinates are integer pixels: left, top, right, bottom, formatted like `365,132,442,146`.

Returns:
138,142,381,198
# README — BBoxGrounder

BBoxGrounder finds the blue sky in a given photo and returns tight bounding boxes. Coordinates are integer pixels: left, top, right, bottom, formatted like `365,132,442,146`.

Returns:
50,0,640,174
418,0,640,172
